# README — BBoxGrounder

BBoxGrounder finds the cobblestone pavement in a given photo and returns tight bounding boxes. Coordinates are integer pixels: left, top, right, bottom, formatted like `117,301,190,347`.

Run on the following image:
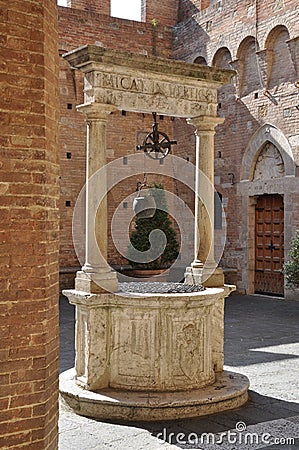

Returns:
59,294,299,449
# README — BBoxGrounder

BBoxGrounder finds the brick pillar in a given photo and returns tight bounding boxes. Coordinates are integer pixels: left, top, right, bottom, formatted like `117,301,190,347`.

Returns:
0,1,59,448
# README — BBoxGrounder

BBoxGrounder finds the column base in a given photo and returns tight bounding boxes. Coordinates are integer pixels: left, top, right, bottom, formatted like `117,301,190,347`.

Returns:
75,270,118,293
185,265,225,287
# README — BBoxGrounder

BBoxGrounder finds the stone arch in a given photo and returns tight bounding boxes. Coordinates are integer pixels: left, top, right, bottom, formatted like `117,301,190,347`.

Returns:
212,47,236,112
240,124,296,297
212,47,232,69
241,123,295,181
265,25,296,88
236,35,259,59
252,142,285,181
265,24,289,49
259,17,297,48
236,36,261,97
193,55,208,66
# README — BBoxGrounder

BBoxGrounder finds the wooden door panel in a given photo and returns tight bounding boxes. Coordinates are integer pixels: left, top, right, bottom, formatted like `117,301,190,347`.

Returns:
255,194,284,296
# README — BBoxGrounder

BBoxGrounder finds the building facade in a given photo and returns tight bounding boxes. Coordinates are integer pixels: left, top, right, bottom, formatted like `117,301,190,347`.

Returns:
57,0,299,297
174,0,299,297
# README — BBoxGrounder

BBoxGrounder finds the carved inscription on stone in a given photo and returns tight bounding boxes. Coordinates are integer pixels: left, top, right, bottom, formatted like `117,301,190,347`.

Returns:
248,178,285,196
86,71,218,116
95,72,217,103
253,143,285,181
92,88,216,116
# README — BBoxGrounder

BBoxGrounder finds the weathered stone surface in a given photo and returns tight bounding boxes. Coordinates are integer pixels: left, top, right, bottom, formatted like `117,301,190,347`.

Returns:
60,368,249,421
62,287,233,392
60,285,249,420
63,44,234,118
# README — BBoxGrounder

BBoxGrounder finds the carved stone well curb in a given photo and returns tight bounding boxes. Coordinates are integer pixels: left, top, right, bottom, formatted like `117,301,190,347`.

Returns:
60,286,249,421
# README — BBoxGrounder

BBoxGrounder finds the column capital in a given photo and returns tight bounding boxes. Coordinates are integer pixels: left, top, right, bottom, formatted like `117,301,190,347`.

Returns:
187,115,224,132
76,102,117,121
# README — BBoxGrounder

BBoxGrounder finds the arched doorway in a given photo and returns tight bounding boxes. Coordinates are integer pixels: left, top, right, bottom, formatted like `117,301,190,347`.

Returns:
240,123,296,296
255,194,284,296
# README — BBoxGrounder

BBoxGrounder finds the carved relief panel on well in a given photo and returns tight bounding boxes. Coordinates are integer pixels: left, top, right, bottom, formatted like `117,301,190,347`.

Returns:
109,309,160,390
179,322,204,380
166,306,214,389
109,303,214,391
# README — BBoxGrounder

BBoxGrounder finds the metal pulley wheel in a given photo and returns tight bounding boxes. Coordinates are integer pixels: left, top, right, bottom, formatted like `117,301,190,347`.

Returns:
136,112,177,160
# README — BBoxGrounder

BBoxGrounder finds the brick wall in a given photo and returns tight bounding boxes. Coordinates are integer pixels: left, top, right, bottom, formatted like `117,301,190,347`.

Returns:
67,0,110,15
0,0,59,447
58,6,173,56
178,0,202,22
65,0,178,25
174,0,299,292
145,0,179,26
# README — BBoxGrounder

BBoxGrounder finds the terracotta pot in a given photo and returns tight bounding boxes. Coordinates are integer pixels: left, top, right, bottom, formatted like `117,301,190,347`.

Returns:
123,268,169,282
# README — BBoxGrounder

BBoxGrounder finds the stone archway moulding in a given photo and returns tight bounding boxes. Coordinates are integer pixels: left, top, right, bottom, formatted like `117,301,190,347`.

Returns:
238,123,297,296
241,123,296,181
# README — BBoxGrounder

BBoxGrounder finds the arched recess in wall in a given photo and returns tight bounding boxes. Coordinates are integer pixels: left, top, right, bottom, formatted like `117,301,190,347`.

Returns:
237,36,261,97
212,47,236,117
241,123,296,181
194,56,207,66
212,47,232,69
265,25,297,89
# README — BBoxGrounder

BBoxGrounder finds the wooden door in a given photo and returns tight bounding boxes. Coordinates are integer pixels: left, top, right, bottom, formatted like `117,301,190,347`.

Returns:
255,194,284,296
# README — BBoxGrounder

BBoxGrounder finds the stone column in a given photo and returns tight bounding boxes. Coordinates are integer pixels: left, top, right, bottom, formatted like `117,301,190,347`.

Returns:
185,115,225,287
75,103,118,293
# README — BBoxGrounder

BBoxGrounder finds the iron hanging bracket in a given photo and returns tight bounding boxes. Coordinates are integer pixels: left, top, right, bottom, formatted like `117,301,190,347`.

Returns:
136,112,177,159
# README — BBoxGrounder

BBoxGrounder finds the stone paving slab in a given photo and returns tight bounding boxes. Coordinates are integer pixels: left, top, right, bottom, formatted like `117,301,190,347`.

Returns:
59,294,299,449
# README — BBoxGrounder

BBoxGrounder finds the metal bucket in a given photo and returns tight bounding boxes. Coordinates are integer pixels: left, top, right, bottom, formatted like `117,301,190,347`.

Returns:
133,190,156,218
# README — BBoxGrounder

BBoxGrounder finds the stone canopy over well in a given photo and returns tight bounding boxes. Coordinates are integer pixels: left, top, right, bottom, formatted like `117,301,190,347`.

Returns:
63,44,235,292
64,44,234,117
61,44,249,421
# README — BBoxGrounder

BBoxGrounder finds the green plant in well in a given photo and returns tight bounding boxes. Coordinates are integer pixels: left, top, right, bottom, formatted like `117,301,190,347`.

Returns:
127,184,179,269
284,230,299,288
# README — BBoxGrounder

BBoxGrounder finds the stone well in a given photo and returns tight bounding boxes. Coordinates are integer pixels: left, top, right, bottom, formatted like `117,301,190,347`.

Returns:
60,45,249,421
60,284,249,421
